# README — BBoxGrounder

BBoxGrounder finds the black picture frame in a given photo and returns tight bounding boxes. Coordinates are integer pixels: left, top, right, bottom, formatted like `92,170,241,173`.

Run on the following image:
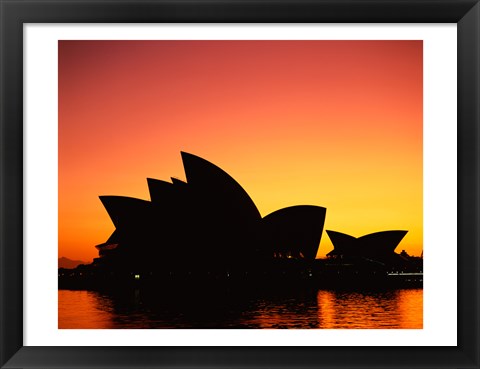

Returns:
1,1,479,368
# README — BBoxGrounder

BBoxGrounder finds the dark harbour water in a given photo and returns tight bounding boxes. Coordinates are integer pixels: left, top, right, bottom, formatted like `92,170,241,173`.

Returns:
58,287,422,329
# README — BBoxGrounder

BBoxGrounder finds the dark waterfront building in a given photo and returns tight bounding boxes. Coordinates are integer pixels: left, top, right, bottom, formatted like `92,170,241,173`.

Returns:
93,152,326,275
320,230,422,287
325,230,422,271
326,230,407,258
59,152,421,290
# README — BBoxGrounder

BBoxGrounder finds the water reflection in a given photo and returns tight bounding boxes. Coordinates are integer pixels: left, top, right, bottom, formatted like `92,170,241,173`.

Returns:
59,288,422,329
316,289,422,328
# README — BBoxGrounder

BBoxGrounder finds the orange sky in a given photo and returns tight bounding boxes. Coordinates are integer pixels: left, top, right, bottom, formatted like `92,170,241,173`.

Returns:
58,40,423,263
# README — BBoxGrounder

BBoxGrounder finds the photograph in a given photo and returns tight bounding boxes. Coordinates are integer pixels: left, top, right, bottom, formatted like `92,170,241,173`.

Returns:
57,40,424,329
2,0,479,367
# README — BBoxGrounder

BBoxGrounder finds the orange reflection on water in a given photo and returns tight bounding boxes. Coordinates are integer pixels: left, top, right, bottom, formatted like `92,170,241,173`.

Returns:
59,290,115,329
59,288,423,329
394,288,423,329
317,289,423,329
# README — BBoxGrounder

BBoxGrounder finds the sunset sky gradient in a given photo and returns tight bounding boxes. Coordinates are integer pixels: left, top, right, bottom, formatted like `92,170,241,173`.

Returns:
59,40,423,263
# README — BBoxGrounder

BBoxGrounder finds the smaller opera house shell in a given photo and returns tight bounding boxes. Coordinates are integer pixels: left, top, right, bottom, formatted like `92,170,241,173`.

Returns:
94,152,326,273
326,230,408,265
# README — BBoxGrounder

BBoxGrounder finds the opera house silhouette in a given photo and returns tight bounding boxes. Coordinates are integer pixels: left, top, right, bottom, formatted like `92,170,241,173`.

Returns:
92,152,327,274
326,230,407,260
324,230,424,273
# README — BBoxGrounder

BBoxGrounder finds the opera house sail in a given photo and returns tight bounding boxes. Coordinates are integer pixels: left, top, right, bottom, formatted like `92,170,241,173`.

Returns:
92,152,327,276
325,230,414,269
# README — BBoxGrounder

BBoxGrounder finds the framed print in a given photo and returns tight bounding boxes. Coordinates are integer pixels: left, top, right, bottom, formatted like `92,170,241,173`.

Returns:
1,1,479,368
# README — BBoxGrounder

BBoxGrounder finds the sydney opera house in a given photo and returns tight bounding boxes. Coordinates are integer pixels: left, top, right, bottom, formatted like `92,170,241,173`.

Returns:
58,151,422,290
324,230,422,272
326,230,408,260
91,152,327,274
